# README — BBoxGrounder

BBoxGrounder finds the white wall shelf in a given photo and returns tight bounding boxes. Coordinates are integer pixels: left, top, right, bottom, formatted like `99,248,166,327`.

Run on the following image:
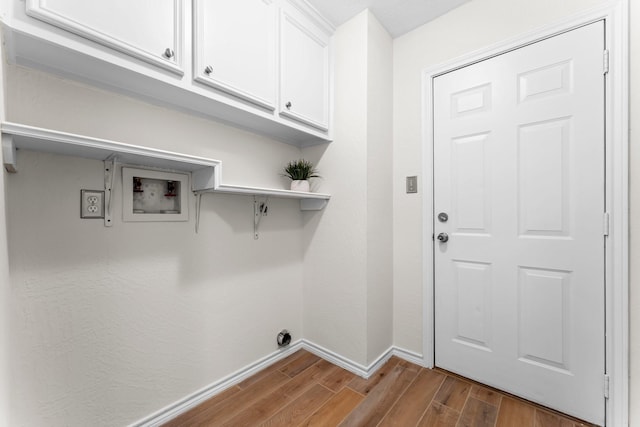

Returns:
207,184,330,211
1,122,220,184
1,122,330,212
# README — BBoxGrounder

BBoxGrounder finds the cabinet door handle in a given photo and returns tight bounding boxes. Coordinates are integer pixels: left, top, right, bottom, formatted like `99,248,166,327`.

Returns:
163,48,175,59
204,65,214,75
285,101,292,110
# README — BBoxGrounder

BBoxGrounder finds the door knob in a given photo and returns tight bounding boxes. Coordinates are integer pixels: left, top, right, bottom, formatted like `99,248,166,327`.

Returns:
437,232,449,243
163,48,175,59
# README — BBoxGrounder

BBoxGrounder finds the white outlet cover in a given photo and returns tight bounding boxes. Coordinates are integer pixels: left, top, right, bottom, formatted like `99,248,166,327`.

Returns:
81,189,105,219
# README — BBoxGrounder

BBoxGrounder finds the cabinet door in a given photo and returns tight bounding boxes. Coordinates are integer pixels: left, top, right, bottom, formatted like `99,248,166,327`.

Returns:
279,7,330,131
25,0,182,74
194,0,276,110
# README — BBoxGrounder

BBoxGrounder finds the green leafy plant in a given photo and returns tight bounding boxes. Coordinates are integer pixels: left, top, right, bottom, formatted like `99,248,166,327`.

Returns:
282,159,320,181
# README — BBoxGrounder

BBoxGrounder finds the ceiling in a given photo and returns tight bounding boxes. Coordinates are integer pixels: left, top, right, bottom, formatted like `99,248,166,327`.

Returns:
305,0,470,38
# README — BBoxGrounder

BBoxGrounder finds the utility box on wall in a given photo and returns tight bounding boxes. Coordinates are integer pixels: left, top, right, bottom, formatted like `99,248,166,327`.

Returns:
122,167,189,222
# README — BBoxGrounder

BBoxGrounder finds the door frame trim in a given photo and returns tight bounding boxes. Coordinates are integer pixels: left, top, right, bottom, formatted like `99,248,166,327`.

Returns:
420,2,629,425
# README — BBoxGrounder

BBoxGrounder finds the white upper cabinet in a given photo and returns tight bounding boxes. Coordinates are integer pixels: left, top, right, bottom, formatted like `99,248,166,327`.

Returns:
25,0,183,74
279,4,331,131
6,0,334,145
194,0,276,110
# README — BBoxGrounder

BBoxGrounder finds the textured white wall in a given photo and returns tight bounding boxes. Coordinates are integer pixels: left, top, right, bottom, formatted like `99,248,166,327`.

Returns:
302,10,394,367
365,12,394,365
0,42,10,427
392,0,637,422
302,11,369,365
629,1,639,423
4,65,307,426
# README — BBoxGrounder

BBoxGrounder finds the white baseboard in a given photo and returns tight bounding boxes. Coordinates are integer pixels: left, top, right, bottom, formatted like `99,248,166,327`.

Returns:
300,340,396,379
392,346,427,367
128,341,303,427
129,342,424,426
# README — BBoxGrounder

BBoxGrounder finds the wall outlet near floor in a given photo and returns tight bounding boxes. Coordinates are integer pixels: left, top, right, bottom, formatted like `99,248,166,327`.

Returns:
81,189,105,219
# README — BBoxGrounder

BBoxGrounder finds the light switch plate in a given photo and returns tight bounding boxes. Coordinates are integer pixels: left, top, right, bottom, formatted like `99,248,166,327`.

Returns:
81,189,105,219
406,176,418,193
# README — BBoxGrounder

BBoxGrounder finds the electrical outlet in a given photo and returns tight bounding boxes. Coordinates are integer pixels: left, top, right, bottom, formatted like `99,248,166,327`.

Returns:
81,190,105,219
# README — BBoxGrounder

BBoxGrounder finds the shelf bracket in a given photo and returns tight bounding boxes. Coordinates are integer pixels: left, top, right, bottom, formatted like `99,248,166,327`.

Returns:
195,192,203,234
2,133,17,173
104,157,116,227
253,196,269,240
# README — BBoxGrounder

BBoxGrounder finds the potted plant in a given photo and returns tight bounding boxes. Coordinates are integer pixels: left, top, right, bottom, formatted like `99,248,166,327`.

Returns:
282,159,320,192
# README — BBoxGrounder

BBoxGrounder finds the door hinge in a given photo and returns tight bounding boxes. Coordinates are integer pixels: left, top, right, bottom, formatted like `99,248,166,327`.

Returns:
603,212,610,237
603,49,610,75
604,374,610,399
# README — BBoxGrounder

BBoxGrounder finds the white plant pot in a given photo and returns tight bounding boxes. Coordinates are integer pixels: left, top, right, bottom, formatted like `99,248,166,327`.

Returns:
290,180,310,192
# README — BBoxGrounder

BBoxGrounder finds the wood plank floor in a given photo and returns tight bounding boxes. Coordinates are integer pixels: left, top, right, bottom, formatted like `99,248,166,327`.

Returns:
163,350,596,427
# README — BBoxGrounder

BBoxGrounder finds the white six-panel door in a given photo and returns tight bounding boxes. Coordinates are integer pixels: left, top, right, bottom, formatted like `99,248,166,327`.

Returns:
433,21,605,425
